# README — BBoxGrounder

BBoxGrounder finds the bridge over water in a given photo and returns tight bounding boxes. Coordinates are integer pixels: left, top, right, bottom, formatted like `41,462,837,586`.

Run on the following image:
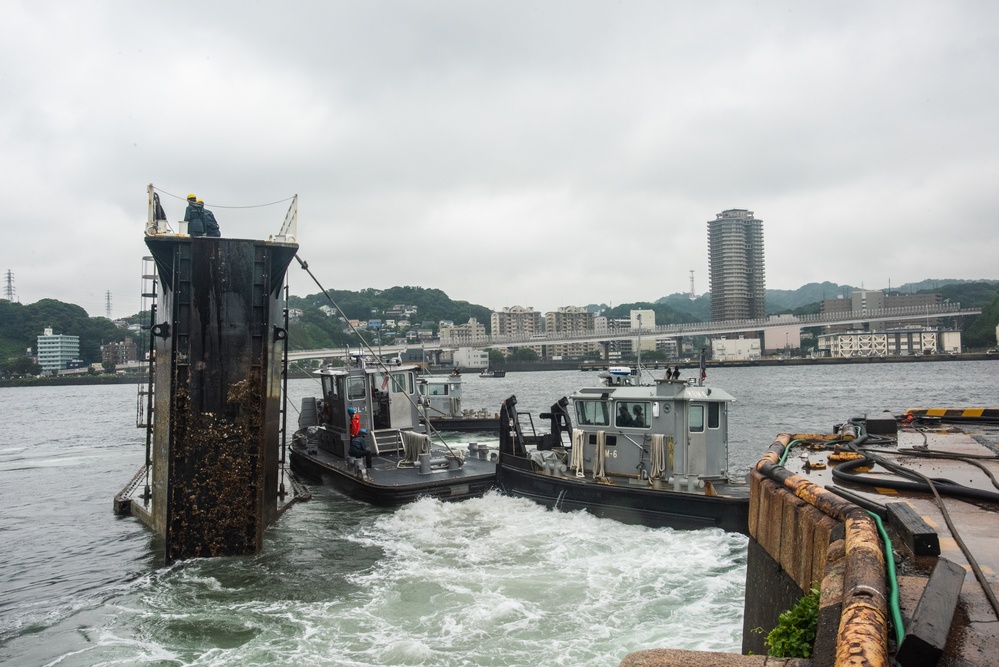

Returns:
288,303,980,361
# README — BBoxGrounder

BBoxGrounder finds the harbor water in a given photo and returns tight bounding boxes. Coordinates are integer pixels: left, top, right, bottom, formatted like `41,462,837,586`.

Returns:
1,362,996,666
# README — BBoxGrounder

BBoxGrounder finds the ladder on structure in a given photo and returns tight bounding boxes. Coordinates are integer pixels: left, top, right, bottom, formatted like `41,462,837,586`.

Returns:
135,256,157,431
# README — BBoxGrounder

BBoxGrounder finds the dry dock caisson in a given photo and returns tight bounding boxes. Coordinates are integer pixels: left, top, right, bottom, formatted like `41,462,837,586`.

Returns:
620,409,999,667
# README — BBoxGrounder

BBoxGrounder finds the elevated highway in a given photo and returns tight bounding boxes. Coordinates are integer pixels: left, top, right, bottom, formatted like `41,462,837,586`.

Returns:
287,303,980,361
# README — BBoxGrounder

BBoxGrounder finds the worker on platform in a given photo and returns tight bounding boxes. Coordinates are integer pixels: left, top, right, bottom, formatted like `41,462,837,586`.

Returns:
184,194,206,236
349,428,373,469
198,199,222,237
348,406,361,437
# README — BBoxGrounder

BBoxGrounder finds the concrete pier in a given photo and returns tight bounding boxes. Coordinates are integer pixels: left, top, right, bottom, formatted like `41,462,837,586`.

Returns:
129,235,298,563
619,413,999,666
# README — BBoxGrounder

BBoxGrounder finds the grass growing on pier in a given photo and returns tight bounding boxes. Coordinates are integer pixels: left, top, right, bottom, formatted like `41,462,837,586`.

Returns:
766,585,819,659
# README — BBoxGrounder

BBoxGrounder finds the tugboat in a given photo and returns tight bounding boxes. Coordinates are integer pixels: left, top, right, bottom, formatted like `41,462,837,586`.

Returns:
418,370,500,433
290,356,496,505
495,369,749,534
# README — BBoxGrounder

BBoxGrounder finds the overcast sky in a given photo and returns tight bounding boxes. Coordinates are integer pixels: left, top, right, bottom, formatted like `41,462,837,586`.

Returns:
2,1,997,320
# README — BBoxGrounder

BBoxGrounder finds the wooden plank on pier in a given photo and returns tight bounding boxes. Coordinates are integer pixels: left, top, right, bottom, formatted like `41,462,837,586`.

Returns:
886,502,940,557
895,558,966,667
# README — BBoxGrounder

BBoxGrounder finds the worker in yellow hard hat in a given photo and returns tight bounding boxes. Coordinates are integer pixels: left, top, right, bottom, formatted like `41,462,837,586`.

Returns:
184,193,206,236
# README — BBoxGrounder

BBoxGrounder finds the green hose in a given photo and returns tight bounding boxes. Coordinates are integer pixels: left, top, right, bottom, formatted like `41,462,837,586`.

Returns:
867,510,905,648
778,439,803,466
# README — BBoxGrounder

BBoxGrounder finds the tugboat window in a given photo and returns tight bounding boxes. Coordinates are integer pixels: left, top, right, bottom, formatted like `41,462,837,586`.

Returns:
616,401,651,428
689,405,705,433
348,377,366,400
708,402,720,429
575,400,610,426
389,372,412,394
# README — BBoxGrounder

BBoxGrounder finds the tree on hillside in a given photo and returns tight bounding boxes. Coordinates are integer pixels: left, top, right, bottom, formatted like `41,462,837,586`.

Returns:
509,347,538,362
963,293,999,348
0,298,121,364
0,356,43,378
291,285,493,335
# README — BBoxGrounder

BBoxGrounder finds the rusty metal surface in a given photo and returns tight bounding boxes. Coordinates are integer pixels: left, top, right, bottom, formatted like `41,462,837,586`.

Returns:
755,434,889,667
145,236,296,564
763,422,999,666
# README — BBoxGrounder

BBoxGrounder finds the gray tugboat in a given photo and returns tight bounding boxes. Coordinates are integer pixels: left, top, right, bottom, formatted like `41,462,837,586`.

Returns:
291,356,496,505
496,369,750,534
418,371,500,433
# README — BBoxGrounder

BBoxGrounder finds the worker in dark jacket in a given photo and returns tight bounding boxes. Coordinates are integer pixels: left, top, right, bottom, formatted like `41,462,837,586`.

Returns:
349,428,373,469
198,199,221,237
184,194,206,236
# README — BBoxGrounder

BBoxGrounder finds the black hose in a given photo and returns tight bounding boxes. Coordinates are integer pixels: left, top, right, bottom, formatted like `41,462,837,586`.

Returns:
831,456,999,504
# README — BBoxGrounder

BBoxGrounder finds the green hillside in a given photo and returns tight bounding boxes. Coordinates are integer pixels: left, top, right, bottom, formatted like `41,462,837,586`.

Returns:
0,299,128,365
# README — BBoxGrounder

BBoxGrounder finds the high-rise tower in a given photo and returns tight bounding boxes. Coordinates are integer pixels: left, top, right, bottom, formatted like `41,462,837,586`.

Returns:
707,209,766,322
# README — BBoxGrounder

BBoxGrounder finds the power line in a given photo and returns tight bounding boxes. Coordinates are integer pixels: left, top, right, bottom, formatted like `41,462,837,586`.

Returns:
152,187,295,210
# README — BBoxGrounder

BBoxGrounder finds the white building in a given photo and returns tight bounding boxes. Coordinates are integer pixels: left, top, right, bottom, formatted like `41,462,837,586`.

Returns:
453,348,489,369
711,337,761,361
630,309,657,353
817,328,960,357
763,319,802,354
655,338,679,358
439,318,488,345
36,327,80,372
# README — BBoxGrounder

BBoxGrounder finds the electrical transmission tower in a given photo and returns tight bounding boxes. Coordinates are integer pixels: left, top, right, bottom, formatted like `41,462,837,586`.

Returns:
3,270,14,302
105,290,113,319
688,269,696,300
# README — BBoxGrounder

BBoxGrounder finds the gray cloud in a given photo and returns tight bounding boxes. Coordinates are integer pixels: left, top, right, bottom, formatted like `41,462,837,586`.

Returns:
1,1,996,318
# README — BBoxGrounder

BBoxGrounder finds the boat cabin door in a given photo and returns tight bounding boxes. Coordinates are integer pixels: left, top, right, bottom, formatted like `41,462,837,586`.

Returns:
685,401,726,478
375,370,419,430
322,374,347,430
686,402,708,477
341,373,368,429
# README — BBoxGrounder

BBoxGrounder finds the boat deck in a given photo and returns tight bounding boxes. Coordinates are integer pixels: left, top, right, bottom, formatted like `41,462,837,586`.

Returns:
291,442,497,505
784,418,999,664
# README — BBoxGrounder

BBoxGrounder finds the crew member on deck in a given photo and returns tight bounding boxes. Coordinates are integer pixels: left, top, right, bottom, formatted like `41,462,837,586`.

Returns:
671,367,680,380
184,194,206,236
349,428,373,469
348,407,361,437
199,199,222,237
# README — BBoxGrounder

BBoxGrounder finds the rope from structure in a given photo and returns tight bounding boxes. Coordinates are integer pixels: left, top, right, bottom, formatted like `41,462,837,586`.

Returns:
571,428,585,477
594,430,607,481
650,434,666,481
400,430,431,466
293,253,460,457
152,186,295,209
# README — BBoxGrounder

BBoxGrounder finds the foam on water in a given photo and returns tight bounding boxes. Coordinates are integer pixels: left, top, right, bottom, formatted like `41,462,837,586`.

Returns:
16,493,744,667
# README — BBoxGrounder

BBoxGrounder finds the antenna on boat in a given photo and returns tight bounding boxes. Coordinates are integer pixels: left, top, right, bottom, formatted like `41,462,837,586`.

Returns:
635,312,643,380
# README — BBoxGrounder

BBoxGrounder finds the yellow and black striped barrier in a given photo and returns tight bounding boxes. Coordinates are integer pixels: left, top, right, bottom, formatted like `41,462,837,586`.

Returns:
904,407,999,422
